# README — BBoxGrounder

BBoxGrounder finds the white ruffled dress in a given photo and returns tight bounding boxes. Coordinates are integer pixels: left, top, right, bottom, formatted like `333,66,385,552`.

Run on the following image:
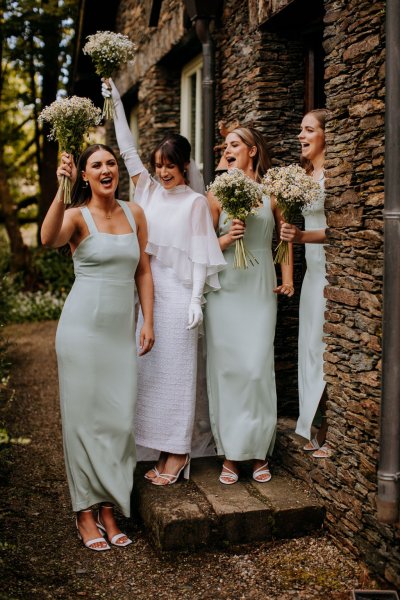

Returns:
133,170,226,457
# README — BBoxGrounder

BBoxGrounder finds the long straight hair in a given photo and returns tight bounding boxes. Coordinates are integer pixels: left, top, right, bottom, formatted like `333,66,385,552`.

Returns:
230,127,272,183
300,109,328,174
69,144,119,207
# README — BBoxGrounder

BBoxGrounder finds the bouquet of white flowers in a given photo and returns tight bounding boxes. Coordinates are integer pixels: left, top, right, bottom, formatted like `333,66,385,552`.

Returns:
82,31,136,120
262,164,321,264
208,169,262,269
38,96,102,204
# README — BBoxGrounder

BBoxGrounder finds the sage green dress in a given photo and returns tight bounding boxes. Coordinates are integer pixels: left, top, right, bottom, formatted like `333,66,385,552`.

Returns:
204,198,277,461
55,201,139,517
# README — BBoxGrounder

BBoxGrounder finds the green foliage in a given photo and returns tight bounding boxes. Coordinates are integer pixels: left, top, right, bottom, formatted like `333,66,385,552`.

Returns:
0,0,80,240
0,274,67,323
32,246,74,293
0,242,74,323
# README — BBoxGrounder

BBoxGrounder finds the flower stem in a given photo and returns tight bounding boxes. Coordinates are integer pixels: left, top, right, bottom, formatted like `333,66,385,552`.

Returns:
102,97,114,121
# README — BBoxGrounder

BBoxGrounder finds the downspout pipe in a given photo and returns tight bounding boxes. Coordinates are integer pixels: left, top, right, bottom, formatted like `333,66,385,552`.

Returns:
193,18,215,187
376,0,400,524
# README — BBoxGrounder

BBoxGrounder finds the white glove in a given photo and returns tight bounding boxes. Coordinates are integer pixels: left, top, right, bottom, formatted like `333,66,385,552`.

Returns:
187,263,206,330
101,78,144,177
187,299,203,330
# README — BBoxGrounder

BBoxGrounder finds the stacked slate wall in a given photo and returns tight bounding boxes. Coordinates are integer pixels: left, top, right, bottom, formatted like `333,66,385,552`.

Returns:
323,0,397,586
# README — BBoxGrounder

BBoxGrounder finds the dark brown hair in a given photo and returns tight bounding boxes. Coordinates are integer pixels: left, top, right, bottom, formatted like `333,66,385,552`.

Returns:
150,133,191,179
70,144,119,207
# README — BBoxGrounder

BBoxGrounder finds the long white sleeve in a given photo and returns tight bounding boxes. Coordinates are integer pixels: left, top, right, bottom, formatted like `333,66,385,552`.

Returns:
102,79,145,177
187,262,206,330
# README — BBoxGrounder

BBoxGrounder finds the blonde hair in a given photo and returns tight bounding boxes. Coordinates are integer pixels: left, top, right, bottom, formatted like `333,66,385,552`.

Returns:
300,109,328,174
231,127,272,183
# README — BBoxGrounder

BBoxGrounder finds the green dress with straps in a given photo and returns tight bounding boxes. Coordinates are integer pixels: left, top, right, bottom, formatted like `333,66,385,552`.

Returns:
204,198,277,461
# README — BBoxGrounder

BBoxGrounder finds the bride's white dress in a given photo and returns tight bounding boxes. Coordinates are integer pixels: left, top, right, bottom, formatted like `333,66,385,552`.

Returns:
133,170,226,458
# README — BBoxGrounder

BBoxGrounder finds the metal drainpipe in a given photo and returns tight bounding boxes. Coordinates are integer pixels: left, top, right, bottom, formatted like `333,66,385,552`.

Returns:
193,18,215,187
376,0,400,524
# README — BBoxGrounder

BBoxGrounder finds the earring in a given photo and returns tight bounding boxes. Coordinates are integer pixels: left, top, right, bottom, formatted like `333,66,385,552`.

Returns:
82,180,89,188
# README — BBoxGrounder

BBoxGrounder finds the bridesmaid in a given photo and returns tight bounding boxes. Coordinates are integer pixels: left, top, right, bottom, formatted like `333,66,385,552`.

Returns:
206,127,294,484
280,109,331,458
103,79,226,485
41,145,154,551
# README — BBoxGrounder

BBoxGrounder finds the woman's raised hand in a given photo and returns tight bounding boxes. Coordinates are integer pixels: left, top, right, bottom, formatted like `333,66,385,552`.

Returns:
101,78,121,105
57,152,77,184
101,79,111,99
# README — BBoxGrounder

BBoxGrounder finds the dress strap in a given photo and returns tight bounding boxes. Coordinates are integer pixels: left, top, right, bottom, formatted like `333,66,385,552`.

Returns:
80,207,98,235
117,200,136,233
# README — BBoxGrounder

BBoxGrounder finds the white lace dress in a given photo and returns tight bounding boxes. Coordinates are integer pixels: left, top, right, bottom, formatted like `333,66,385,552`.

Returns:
133,170,226,457
295,176,327,440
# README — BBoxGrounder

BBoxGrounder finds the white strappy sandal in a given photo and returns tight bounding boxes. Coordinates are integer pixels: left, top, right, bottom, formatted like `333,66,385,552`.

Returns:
96,507,132,547
219,464,239,485
75,510,110,552
303,437,321,452
144,466,160,481
252,462,272,483
151,455,190,486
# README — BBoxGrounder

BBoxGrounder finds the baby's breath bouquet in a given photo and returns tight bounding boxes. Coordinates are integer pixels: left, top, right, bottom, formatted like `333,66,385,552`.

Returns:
262,164,321,264
39,96,102,204
82,31,136,120
208,169,262,269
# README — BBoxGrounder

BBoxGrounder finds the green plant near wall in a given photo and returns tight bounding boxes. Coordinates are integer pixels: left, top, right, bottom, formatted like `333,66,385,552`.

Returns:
0,245,74,324
32,246,74,294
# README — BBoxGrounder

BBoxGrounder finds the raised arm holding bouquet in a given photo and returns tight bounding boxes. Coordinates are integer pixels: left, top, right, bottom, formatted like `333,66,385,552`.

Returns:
38,96,101,204
40,141,154,551
83,31,136,120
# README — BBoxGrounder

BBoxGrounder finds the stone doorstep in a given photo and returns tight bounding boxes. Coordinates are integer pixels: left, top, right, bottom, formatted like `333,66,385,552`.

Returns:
132,457,325,551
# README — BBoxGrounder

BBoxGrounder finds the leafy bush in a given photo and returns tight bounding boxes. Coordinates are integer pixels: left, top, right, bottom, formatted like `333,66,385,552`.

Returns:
0,275,67,323
32,246,74,294
0,241,74,324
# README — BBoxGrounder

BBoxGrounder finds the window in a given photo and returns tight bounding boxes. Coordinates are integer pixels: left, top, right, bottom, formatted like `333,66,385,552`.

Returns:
304,30,326,111
181,55,203,168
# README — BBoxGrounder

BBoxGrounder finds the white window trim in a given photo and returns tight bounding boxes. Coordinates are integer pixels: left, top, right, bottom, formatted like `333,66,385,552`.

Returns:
180,54,203,169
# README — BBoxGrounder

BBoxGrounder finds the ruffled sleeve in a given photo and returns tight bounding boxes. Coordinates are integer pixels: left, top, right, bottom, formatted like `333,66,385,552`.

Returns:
134,174,226,291
189,195,227,292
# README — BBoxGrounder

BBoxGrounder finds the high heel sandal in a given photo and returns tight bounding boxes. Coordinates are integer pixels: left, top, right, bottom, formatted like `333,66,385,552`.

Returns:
312,443,332,459
303,437,321,452
252,462,272,483
151,455,190,486
144,466,160,481
76,510,110,552
144,453,167,480
219,464,239,485
95,506,132,547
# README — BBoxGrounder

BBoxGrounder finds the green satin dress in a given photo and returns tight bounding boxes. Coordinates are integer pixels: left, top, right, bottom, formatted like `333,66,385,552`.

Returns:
56,201,139,517
204,198,277,461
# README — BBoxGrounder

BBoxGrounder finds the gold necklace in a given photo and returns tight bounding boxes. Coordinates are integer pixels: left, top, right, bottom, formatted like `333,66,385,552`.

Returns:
104,201,117,219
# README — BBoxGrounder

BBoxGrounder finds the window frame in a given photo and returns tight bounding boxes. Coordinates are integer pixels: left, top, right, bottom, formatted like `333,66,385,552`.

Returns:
180,54,203,168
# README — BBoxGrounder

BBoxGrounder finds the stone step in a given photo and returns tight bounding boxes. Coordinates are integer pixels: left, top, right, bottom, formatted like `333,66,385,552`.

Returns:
133,457,325,550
